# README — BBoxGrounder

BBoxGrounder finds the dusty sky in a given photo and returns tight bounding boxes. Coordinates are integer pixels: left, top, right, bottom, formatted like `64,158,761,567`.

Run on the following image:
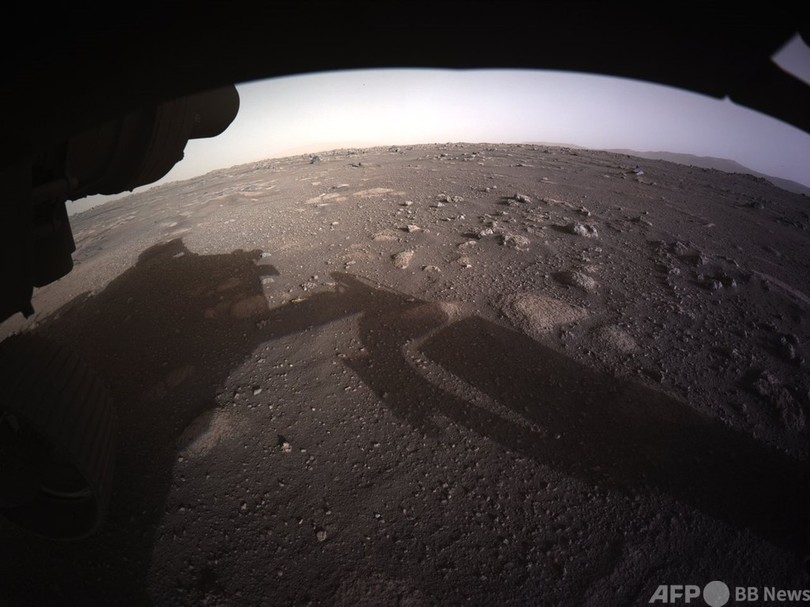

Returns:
70,35,810,214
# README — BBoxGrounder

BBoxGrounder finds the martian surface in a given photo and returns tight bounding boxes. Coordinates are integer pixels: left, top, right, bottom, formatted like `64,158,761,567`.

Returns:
1,143,809,606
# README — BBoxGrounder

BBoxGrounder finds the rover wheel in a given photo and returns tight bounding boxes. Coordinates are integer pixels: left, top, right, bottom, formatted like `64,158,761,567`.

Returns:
0,333,115,540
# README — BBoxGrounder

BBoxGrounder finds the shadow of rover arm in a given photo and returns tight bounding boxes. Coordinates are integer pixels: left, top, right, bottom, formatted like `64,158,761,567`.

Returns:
259,272,808,556
256,271,807,552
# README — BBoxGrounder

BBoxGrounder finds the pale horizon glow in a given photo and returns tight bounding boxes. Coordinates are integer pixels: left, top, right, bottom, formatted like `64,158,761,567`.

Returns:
70,35,810,214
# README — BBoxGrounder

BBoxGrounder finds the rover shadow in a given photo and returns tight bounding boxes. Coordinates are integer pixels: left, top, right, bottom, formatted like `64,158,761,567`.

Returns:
419,317,808,553
322,272,808,554
2,261,806,604
0,238,278,606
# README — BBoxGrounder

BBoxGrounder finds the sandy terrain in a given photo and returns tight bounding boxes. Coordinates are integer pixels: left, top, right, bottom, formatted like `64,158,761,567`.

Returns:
1,143,808,605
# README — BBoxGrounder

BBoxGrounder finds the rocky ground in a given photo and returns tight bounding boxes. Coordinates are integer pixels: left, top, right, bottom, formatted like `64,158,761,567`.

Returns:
1,143,809,606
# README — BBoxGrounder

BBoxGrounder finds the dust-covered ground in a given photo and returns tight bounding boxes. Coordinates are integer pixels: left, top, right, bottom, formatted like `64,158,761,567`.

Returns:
1,143,809,606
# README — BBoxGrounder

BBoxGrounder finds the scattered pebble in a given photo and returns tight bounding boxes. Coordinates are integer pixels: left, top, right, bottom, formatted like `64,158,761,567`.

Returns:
406,225,422,232
402,200,413,207
392,250,415,269
422,265,441,273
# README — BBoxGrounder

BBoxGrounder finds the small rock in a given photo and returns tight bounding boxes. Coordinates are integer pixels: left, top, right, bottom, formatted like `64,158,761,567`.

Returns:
779,341,798,362
745,369,806,431
514,193,532,203
474,228,495,239
554,271,598,291
406,224,422,232
252,387,263,396
567,223,598,238
279,435,292,454
777,334,800,362
670,241,690,256
316,529,328,542
747,370,779,398
422,265,441,273
500,233,531,250
781,333,800,346
402,200,414,207
392,250,415,269
698,272,735,290
309,155,321,164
